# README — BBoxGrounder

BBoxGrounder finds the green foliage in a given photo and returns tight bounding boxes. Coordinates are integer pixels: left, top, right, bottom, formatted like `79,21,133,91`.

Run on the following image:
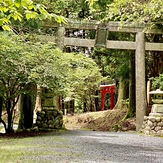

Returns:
151,74,163,90
0,0,66,31
0,31,103,132
35,0,91,19
0,32,60,132
0,32,62,93
106,0,163,27
74,99,84,114
89,0,112,20
57,52,104,101
92,48,130,81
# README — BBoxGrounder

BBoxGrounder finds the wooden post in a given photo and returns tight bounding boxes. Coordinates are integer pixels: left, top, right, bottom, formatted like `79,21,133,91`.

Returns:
135,32,146,131
101,92,105,111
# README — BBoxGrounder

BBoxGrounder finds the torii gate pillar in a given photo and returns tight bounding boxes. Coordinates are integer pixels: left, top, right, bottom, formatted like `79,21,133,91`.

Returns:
135,32,146,131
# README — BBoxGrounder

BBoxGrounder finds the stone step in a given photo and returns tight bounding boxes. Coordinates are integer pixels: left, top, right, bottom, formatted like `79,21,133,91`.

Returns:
149,113,163,117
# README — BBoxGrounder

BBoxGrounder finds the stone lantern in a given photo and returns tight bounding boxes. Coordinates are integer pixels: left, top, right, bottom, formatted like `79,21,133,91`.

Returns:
149,89,163,116
141,89,163,136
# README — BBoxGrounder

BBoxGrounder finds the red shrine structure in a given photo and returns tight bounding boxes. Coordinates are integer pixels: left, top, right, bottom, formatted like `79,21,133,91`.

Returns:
100,84,116,111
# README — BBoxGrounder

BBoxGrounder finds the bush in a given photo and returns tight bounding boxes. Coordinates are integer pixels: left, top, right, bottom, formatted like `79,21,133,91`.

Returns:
151,74,163,91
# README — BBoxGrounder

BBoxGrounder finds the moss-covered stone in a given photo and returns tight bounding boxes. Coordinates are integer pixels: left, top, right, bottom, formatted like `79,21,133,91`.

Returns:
34,107,63,130
42,123,48,128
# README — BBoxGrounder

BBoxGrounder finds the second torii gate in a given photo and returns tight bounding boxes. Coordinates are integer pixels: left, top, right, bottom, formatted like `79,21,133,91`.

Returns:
100,84,116,111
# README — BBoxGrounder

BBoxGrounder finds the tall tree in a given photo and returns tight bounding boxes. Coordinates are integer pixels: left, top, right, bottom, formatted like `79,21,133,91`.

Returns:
0,0,67,133
0,32,103,133
18,83,37,130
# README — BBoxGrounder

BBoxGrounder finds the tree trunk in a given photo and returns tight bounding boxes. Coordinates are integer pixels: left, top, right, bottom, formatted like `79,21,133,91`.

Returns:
95,90,99,111
127,52,136,117
0,97,7,132
0,97,3,114
6,100,14,133
83,98,87,112
18,84,37,130
70,100,74,113
113,77,127,110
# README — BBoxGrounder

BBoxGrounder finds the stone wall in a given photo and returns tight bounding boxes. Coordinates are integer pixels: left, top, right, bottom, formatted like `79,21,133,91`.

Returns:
35,107,63,130
141,116,163,136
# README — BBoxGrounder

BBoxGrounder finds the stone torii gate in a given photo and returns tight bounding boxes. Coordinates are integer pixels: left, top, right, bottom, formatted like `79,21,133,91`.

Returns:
42,20,163,131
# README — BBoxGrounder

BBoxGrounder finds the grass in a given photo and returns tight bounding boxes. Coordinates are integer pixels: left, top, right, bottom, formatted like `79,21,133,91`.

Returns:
0,131,72,163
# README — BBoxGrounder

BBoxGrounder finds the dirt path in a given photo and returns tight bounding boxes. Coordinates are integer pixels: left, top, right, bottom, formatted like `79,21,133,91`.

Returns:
63,109,136,131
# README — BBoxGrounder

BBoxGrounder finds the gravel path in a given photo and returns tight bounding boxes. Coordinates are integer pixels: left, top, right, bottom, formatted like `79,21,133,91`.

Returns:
1,130,163,163
52,130,163,163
